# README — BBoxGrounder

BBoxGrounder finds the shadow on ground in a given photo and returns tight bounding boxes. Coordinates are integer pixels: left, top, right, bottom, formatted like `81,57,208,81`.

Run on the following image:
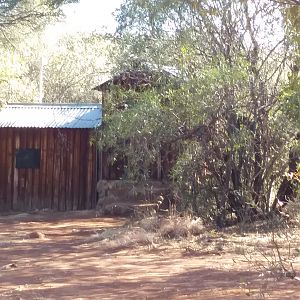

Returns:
0,211,299,299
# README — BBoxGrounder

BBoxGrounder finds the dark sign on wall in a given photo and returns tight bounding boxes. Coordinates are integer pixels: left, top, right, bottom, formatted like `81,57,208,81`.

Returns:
16,149,40,169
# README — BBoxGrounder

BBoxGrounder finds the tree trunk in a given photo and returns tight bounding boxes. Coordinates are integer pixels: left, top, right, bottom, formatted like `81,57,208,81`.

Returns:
272,137,300,211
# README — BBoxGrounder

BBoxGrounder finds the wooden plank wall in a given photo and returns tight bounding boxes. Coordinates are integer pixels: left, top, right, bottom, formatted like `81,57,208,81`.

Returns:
0,128,97,212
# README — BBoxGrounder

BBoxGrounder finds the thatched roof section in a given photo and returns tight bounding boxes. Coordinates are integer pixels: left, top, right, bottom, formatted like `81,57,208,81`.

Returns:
93,67,179,92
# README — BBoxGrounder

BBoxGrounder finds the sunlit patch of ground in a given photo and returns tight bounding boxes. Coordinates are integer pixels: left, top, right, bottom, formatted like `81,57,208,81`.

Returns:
0,211,300,299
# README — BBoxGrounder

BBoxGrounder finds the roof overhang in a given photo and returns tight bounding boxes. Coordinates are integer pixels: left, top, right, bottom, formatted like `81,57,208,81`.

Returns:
0,103,102,129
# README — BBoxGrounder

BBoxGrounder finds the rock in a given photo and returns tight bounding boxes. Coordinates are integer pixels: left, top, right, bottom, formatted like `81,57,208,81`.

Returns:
27,231,45,239
103,202,134,217
1,263,17,270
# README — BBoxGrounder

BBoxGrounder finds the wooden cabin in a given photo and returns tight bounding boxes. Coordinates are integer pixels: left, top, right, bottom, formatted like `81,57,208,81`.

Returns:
0,103,101,212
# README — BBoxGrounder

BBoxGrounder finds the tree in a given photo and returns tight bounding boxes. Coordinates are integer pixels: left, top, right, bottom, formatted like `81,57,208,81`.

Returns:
99,0,296,225
0,0,78,105
0,32,111,104
43,33,111,103
0,0,78,46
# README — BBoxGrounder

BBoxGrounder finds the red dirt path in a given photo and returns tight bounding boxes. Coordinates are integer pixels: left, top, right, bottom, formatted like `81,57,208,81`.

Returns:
0,211,300,299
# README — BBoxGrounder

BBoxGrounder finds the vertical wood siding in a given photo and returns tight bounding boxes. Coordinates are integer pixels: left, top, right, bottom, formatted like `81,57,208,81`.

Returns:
0,128,97,211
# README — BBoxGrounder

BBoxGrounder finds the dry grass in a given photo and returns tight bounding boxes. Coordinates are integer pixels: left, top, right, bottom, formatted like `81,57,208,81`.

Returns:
81,227,155,252
99,228,156,251
225,219,300,298
137,215,205,238
81,216,206,252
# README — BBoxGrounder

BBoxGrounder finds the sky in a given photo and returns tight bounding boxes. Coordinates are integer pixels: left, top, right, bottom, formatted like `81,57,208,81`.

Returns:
45,0,123,44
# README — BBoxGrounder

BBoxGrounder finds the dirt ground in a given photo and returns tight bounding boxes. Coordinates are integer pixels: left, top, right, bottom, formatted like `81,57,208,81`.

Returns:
1,211,300,299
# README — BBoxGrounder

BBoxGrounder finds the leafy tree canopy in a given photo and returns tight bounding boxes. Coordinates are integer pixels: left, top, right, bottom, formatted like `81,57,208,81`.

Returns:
98,0,300,225
0,0,78,46
0,31,110,103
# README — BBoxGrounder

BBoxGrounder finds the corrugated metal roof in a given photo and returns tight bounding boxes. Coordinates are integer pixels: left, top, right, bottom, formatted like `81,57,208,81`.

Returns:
0,103,102,128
